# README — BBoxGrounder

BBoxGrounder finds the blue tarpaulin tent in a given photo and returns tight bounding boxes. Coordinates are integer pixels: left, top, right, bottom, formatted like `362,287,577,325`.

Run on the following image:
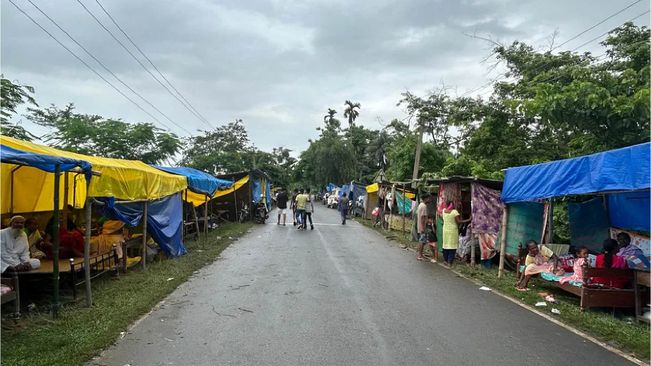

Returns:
1,144,92,176
99,192,187,257
153,166,232,196
502,143,650,203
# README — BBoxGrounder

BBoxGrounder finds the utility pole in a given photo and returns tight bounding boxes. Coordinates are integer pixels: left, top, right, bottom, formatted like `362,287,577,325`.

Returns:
411,123,423,189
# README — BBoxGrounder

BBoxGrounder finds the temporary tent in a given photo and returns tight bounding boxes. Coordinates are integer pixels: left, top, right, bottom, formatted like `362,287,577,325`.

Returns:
498,143,651,275
152,166,234,237
211,169,271,221
153,166,233,206
0,143,93,314
1,137,189,258
428,176,504,264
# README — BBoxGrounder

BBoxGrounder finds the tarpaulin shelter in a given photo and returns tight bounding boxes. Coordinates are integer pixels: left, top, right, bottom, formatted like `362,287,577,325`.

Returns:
498,143,651,276
427,176,504,264
153,166,234,238
0,142,93,315
211,169,271,222
1,137,189,308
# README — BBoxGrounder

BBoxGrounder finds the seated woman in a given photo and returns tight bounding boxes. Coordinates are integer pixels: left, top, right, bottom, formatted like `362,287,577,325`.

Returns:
42,216,84,259
516,240,560,291
591,238,629,288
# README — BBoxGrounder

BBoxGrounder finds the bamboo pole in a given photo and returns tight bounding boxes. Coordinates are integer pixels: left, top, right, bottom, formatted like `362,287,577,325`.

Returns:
233,187,238,222
389,184,396,232
498,205,509,278
84,197,92,306
204,196,209,238
401,184,406,233
52,164,61,318
63,172,69,227
142,201,148,270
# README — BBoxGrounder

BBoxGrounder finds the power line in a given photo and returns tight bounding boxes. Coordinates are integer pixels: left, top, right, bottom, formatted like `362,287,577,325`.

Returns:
7,0,181,135
553,0,643,50
460,8,650,97
93,0,213,127
24,0,192,135
74,0,213,129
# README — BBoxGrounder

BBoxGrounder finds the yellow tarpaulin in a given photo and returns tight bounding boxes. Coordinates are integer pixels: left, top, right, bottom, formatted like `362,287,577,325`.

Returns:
366,183,379,193
214,175,249,198
1,136,187,214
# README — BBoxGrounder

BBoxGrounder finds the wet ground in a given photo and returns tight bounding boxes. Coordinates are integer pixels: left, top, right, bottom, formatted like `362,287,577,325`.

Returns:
89,206,633,366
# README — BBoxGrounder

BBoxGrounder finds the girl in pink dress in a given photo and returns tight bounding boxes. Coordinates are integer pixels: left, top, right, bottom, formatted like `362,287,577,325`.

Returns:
559,247,589,285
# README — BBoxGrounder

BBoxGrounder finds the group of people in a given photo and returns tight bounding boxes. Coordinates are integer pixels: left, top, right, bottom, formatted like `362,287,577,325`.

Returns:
1,212,132,275
515,232,644,291
275,188,315,230
415,194,472,268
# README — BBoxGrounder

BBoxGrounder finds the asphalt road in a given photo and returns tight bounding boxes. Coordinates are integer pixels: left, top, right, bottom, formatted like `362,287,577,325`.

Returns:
89,206,633,366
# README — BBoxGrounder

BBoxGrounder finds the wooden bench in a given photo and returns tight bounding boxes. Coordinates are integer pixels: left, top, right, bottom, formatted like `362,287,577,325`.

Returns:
19,248,119,300
1,271,20,315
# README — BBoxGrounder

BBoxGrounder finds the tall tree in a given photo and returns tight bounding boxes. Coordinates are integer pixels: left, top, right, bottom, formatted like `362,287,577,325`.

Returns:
343,100,361,128
182,119,254,174
28,103,180,164
1,76,38,140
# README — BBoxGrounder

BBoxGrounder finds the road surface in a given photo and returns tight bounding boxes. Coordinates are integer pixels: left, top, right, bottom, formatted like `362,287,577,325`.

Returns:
89,206,633,366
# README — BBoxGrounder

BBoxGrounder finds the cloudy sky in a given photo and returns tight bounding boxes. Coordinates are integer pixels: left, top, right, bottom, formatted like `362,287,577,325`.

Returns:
2,0,649,157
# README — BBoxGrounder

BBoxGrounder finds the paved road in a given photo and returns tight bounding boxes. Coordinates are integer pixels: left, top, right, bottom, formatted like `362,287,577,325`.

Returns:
90,206,633,366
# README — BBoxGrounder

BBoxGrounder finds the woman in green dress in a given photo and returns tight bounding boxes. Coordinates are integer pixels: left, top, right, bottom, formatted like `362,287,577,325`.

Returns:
441,201,471,268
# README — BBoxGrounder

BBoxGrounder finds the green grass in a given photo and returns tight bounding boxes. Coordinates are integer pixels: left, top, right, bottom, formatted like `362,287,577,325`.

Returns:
1,222,253,366
355,217,651,362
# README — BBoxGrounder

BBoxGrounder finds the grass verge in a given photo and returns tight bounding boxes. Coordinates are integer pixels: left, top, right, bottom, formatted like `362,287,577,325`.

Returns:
1,222,254,366
355,217,650,362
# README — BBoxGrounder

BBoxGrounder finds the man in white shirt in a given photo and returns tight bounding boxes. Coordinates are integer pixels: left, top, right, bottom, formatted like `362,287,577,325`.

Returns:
416,193,435,262
1,216,40,273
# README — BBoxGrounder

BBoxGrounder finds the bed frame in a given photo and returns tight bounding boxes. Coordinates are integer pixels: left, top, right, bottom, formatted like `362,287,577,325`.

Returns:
1,271,20,315
516,244,635,311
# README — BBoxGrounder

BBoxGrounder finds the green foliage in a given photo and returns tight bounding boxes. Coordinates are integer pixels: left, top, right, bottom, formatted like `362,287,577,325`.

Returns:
182,119,254,174
1,76,38,140
27,104,181,164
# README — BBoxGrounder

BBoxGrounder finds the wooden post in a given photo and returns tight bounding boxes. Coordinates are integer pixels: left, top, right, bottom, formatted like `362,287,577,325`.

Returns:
84,197,92,307
52,164,61,318
204,195,209,238
498,205,509,278
142,201,148,270
401,184,406,233
63,172,69,227
470,236,476,267
191,203,200,240
389,184,396,232
233,185,238,222
548,198,554,243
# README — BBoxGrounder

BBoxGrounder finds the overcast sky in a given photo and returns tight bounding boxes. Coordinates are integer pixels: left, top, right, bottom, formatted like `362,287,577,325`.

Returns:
2,0,649,157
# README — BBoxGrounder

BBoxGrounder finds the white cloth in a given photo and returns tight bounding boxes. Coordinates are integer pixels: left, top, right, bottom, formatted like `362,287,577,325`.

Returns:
1,227,34,272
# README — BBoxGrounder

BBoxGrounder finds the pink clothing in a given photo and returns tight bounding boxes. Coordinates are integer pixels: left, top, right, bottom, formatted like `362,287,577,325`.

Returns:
559,258,586,284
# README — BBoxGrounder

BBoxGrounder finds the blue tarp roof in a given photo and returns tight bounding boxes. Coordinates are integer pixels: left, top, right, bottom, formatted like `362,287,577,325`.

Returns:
153,166,232,196
1,144,92,174
502,143,650,203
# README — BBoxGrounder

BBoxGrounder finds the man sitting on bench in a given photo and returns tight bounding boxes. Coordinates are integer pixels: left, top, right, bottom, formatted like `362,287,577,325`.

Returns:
516,240,561,291
1,216,41,274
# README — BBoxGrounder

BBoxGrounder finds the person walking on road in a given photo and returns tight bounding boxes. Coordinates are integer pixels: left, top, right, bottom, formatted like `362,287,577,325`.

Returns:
303,188,315,230
295,189,308,229
290,189,299,226
338,194,350,225
416,193,436,262
276,188,289,226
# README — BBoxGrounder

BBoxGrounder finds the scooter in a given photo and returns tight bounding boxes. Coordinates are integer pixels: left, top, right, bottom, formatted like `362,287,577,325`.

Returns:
254,201,268,224
238,203,249,223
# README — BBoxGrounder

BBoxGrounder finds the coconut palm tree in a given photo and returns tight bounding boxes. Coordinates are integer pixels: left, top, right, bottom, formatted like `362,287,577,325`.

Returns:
343,100,361,128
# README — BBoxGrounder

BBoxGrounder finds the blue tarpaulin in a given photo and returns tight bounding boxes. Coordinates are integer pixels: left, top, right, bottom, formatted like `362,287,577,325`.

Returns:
99,192,187,257
326,183,337,192
569,198,610,252
1,144,92,175
608,191,650,233
153,166,232,196
502,143,650,203
338,184,350,197
252,177,262,203
265,180,271,210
